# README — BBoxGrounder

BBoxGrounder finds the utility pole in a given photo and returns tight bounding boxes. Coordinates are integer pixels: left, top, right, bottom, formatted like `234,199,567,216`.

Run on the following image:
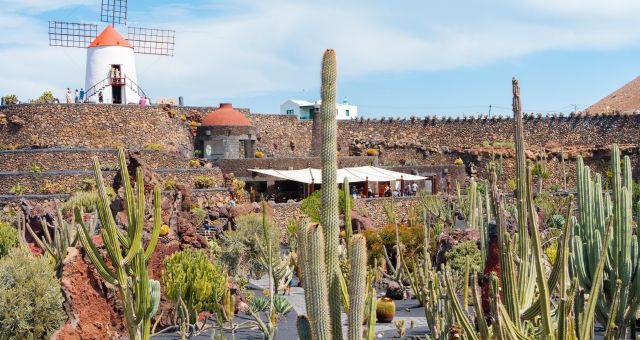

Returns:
573,104,578,114
488,104,492,118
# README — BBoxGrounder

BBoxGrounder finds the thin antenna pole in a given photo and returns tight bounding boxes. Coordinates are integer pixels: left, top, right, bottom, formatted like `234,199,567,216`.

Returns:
488,104,492,118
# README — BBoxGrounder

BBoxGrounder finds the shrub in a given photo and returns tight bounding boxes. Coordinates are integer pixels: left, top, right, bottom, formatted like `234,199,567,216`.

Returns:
194,175,216,188
188,159,201,168
162,249,227,321
0,222,19,258
41,180,65,194
0,247,66,339
9,183,26,195
254,151,265,158
30,163,45,173
61,187,116,212
444,240,482,274
144,143,165,151
189,121,198,128
453,158,464,165
218,213,281,279
164,179,178,190
366,148,379,156
191,207,207,225
300,188,353,223
34,91,55,104
2,94,18,105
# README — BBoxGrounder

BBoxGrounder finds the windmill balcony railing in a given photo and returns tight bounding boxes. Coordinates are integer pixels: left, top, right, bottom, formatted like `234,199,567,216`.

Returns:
109,76,126,85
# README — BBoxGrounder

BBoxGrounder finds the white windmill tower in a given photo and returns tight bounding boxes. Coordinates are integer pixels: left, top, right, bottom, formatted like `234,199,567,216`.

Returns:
48,0,175,104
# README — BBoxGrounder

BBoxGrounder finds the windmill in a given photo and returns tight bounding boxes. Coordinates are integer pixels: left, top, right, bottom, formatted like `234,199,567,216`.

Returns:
48,0,175,104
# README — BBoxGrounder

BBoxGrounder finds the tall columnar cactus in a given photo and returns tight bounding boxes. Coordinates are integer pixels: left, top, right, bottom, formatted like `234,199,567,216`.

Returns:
512,78,535,311
572,144,640,337
319,48,343,338
303,224,332,340
343,178,353,253
348,235,367,340
76,149,161,340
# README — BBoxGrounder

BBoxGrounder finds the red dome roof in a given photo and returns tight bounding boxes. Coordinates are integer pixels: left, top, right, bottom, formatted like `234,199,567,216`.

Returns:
201,103,252,126
88,25,132,48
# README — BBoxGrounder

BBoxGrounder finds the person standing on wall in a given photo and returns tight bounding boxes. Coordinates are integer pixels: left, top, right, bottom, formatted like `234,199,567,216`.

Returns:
98,91,103,104
65,88,72,103
79,88,85,102
74,89,79,103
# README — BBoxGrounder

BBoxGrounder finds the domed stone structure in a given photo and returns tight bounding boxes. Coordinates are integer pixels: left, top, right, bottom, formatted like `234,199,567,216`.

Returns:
195,103,256,160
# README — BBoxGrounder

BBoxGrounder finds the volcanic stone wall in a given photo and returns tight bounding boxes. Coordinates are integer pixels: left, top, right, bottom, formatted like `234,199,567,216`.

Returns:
0,104,194,154
248,113,640,159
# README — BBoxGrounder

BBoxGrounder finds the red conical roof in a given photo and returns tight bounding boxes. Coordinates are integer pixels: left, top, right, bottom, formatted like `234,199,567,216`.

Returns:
202,103,252,126
88,25,132,48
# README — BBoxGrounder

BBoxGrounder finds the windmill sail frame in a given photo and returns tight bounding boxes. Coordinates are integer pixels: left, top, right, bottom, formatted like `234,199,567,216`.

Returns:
48,21,98,48
127,26,175,56
101,0,128,25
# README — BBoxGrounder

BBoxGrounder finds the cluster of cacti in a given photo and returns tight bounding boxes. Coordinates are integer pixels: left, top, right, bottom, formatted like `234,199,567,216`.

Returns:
76,149,162,340
297,49,369,340
572,143,640,337
19,207,86,277
162,248,227,325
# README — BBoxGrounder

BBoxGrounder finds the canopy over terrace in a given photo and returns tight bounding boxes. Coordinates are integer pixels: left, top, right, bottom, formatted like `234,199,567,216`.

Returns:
248,166,426,184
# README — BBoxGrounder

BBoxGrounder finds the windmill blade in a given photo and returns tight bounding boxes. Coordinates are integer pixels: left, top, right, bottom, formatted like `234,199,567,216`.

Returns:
127,26,175,56
49,21,98,48
101,0,128,25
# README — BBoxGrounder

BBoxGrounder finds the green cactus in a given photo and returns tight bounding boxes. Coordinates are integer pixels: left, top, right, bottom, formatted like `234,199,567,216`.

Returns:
20,206,84,277
302,224,332,340
343,177,353,253
296,315,313,340
319,48,343,338
512,78,536,313
75,149,161,340
572,144,640,337
348,235,367,340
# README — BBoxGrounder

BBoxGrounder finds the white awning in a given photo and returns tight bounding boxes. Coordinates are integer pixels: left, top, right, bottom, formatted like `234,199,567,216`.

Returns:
249,166,426,184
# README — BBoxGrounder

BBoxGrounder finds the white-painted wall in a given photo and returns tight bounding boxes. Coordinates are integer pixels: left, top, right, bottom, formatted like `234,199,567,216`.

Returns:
279,99,357,120
85,45,140,104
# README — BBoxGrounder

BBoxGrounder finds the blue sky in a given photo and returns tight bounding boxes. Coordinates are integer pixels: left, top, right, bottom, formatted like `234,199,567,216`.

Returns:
1,0,639,117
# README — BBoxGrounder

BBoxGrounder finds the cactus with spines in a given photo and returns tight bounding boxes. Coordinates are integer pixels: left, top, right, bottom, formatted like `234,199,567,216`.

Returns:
319,48,343,339
343,178,353,253
348,235,367,340
303,224,332,340
75,149,161,340
296,315,313,340
572,144,640,337
20,206,86,277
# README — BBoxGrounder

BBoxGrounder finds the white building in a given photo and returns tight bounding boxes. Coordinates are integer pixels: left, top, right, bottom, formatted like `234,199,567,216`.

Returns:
84,25,141,104
280,98,358,120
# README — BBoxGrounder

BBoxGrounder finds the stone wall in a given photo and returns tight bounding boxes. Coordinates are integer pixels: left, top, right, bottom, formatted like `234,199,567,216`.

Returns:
0,168,224,194
0,149,189,171
0,104,193,154
270,196,422,230
248,113,640,165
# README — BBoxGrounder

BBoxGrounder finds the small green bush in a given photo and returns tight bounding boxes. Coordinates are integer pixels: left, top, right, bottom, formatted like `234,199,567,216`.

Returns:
164,179,178,190
34,91,55,104
2,94,18,105
143,143,165,151
0,247,66,339
194,175,216,189
9,183,26,195
191,207,207,225
0,222,19,258
162,249,226,321
444,240,482,274
300,188,353,223
218,213,281,279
